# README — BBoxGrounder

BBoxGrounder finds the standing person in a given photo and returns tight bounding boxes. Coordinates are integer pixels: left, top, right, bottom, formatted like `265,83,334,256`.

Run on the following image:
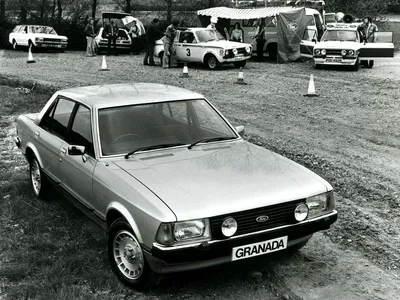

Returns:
105,19,118,56
84,18,96,57
252,18,265,62
230,22,243,42
129,20,140,55
358,16,378,68
163,19,179,69
143,18,163,66
207,17,218,29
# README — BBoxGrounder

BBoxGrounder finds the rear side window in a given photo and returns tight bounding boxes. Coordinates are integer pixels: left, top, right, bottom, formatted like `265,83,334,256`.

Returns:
50,98,76,140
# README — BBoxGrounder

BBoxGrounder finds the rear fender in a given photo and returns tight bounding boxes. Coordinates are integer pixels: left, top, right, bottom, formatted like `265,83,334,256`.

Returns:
25,142,43,166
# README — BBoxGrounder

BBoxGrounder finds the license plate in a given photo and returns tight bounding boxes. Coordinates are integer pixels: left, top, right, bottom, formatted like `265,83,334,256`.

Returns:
326,57,342,63
231,236,288,261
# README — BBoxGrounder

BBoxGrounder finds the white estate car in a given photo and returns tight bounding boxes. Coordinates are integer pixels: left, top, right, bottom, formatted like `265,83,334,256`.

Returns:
154,28,252,69
300,23,394,71
9,25,68,51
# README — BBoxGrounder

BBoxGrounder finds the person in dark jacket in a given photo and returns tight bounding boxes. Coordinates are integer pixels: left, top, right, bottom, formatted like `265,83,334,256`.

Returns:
143,18,163,66
104,19,119,55
84,18,96,57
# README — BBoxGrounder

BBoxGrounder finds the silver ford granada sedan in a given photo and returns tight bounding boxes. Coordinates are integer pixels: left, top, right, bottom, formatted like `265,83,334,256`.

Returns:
15,83,337,289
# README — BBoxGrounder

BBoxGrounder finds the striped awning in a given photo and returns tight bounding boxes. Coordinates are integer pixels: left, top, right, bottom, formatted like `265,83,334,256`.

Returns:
197,6,296,20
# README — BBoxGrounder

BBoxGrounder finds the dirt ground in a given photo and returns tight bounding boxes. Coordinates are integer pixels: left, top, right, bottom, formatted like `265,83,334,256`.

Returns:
0,49,399,300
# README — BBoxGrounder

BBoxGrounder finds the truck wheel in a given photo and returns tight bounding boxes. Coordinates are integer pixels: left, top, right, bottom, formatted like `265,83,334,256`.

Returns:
29,156,47,198
12,39,19,50
205,54,220,70
108,218,161,290
234,61,247,68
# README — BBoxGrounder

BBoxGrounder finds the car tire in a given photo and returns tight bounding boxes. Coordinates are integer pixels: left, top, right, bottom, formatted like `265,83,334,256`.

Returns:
287,237,312,253
29,156,48,198
12,39,19,50
28,40,36,52
367,60,374,69
159,51,164,66
234,61,247,68
351,58,360,71
314,63,322,70
205,54,220,70
108,218,161,290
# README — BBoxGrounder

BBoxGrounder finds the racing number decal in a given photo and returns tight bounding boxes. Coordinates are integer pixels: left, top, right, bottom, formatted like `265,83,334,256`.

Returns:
186,48,191,56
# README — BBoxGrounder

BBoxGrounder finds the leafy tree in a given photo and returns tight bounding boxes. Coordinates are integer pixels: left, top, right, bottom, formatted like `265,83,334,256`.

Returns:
325,0,398,19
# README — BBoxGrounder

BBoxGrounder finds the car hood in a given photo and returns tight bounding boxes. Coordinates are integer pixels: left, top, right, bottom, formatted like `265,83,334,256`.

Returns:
316,41,360,50
113,141,331,221
204,40,251,49
33,33,68,40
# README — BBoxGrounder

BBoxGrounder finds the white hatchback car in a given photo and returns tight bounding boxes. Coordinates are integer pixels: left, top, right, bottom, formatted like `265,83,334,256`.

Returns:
154,28,252,69
9,25,68,51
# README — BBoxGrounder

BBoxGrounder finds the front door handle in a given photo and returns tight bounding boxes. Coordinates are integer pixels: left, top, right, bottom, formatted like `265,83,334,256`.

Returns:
60,148,67,155
34,131,40,138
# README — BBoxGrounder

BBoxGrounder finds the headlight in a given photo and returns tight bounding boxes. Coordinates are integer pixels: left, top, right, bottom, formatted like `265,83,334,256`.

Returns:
315,49,321,55
341,49,347,56
294,203,309,222
306,191,335,219
219,49,224,56
155,219,211,246
245,46,251,53
348,50,355,56
321,49,326,55
232,48,238,55
221,217,237,237
35,38,43,42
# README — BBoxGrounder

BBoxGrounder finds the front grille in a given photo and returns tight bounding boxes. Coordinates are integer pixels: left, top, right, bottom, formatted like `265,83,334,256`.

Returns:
210,199,304,240
326,49,342,56
237,47,247,55
44,38,66,43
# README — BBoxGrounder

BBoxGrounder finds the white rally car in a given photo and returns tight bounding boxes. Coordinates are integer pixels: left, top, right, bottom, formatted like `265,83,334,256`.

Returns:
9,25,68,51
154,28,252,69
300,23,394,71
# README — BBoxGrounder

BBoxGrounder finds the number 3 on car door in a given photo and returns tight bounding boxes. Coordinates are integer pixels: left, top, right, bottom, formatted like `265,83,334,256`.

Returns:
186,48,191,56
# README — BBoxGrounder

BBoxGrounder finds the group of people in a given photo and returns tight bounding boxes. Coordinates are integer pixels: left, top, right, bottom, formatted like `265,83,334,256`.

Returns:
84,17,142,57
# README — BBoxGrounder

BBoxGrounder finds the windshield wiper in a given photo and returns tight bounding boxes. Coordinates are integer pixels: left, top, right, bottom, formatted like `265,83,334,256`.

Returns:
125,143,185,159
188,136,236,150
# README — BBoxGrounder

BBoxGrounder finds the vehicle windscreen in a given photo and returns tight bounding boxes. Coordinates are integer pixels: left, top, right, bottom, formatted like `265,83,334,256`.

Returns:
31,26,57,35
98,99,237,156
196,30,225,43
322,30,357,42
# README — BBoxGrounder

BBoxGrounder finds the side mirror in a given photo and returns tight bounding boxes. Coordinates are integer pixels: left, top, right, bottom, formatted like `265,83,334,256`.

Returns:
235,125,245,136
68,145,85,156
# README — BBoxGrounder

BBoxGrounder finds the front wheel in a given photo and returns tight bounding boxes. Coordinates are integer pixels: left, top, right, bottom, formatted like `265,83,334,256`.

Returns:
314,63,322,70
205,54,220,70
29,156,48,198
12,39,19,50
351,58,360,71
287,236,312,253
234,61,247,68
108,218,160,290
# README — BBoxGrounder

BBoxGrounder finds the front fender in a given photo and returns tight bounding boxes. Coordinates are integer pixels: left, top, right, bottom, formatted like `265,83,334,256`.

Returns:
106,202,143,243
204,49,224,63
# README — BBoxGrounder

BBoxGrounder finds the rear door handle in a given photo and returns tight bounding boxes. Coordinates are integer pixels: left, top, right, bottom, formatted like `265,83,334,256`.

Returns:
34,131,40,138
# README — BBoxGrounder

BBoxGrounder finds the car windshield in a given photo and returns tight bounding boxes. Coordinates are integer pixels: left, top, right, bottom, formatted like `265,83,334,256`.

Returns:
98,99,237,156
196,29,225,43
31,26,57,35
322,30,358,42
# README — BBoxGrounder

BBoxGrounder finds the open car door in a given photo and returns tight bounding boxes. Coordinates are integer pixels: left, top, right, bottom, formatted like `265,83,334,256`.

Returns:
359,32,395,59
300,29,317,58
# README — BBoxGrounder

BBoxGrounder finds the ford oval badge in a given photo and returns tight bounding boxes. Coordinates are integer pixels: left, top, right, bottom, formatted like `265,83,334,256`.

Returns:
256,215,269,223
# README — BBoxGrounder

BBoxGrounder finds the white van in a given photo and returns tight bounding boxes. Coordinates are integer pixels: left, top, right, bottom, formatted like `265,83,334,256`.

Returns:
230,7,324,59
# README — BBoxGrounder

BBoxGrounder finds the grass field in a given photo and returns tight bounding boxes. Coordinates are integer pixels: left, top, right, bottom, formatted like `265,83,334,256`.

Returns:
1,49,400,299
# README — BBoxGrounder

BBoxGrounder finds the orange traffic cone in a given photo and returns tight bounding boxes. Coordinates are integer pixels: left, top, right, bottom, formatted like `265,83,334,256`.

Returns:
27,45,35,63
180,63,189,78
303,74,318,97
235,67,247,85
100,55,109,71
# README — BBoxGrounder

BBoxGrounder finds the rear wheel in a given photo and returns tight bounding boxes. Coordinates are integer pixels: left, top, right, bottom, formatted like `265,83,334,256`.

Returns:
205,54,220,70
29,156,48,198
108,218,161,290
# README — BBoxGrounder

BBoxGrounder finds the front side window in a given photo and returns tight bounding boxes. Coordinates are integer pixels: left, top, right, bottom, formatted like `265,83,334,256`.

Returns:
69,105,94,157
98,99,237,156
50,98,75,140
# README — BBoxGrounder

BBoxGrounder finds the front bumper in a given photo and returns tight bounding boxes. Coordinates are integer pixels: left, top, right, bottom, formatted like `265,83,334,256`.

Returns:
145,210,337,274
314,56,357,66
222,55,251,63
35,42,67,48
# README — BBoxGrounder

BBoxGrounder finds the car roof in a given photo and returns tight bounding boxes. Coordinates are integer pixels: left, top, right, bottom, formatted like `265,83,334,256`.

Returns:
57,83,205,109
